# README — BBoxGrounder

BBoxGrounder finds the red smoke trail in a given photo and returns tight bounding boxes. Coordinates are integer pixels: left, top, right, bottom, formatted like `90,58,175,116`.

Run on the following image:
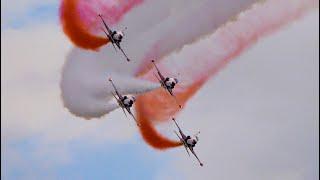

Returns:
135,0,317,150
136,96,183,149
59,0,317,150
59,0,108,50
135,80,206,149
59,0,143,50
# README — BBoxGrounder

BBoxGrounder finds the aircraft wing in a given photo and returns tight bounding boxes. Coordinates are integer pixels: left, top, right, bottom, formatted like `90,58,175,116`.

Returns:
153,72,165,87
166,89,182,108
151,60,165,81
172,118,187,139
116,43,130,62
111,92,128,117
174,130,190,157
188,147,204,167
109,78,123,99
125,107,140,126
98,14,113,36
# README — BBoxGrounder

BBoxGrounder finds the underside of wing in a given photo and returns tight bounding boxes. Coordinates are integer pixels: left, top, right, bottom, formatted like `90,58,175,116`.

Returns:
151,60,165,80
189,148,203,166
109,80,123,99
117,44,131,62
98,14,113,35
157,71,165,81
174,130,190,157
126,107,140,126
153,72,164,87
172,118,186,139
121,107,128,118
168,91,182,108
111,91,123,107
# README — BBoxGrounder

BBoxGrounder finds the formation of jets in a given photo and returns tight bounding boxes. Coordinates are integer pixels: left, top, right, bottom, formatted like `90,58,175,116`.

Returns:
99,14,203,166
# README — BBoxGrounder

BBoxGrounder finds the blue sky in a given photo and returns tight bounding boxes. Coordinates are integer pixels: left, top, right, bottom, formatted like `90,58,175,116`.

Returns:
2,2,58,29
5,136,172,179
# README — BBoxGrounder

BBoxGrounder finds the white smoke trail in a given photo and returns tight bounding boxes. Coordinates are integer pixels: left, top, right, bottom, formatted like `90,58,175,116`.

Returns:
60,0,317,120
121,0,258,73
61,0,259,119
61,48,160,119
